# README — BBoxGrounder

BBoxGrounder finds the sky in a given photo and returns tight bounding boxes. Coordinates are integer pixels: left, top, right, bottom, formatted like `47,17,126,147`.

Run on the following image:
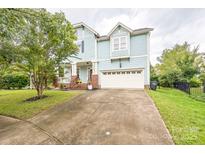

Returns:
47,8,205,65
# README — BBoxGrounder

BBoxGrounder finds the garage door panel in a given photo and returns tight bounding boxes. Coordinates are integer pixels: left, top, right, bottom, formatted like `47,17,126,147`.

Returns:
100,70,144,89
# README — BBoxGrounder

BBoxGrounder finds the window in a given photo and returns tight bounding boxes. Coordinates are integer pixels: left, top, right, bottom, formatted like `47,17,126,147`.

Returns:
76,40,84,53
120,37,127,50
137,70,142,74
112,36,127,51
126,71,130,74
113,38,119,50
81,41,84,53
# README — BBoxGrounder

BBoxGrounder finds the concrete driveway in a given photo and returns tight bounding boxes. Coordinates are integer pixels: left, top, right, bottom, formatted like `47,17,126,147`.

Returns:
0,89,173,144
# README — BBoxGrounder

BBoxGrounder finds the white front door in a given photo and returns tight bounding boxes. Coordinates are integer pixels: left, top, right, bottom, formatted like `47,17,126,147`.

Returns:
100,69,144,89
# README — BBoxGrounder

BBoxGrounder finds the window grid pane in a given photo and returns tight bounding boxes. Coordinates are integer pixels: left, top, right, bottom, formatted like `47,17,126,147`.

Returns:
113,38,119,50
120,37,126,50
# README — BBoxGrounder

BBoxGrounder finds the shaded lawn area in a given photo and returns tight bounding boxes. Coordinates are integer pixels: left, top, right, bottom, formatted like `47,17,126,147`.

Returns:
0,90,83,119
147,88,205,144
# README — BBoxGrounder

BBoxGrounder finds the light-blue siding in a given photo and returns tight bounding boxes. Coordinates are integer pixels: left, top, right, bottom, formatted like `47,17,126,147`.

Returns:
75,27,96,61
70,25,150,85
130,34,147,56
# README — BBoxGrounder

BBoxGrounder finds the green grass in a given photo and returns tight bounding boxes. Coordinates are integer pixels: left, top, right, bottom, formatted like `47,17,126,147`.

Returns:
0,90,83,119
147,88,205,144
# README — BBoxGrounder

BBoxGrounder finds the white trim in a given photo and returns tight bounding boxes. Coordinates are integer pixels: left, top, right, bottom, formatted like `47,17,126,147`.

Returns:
112,37,120,51
82,28,85,39
73,22,100,37
92,61,98,75
111,56,130,60
146,32,151,85
108,22,133,36
97,55,148,62
128,32,131,57
71,63,77,76
100,67,144,72
111,36,128,51
100,68,144,89
87,66,92,82
95,38,97,60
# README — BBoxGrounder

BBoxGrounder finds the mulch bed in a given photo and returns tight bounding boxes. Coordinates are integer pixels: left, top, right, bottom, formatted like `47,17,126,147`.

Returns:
24,95,48,102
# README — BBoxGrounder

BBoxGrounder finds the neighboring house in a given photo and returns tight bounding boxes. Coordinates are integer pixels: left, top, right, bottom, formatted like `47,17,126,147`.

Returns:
58,22,153,89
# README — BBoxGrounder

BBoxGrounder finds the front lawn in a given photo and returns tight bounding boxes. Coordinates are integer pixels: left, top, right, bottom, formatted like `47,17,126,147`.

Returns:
147,88,205,144
0,90,83,119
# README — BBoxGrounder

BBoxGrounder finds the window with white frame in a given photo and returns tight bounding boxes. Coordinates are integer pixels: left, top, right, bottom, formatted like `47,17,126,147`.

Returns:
120,36,127,50
113,38,119,50
112,36,127,51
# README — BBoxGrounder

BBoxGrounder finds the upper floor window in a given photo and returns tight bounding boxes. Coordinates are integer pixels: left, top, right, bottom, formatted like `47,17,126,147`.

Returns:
120,36,127,50
76,40,84,53
112,36,127,51
113,38,120,50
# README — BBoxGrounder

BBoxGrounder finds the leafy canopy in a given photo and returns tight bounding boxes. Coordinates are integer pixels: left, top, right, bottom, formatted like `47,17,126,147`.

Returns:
154,42,201,86
0,9,78,97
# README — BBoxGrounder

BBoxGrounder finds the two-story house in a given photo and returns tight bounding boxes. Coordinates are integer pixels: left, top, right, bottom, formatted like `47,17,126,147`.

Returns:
58,22,153,89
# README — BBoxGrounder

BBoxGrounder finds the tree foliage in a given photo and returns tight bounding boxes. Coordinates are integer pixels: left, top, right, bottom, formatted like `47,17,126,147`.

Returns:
0,9,78,97
153,42,202,87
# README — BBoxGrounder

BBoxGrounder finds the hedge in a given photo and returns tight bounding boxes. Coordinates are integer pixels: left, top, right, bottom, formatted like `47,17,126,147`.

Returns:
0,74,29,89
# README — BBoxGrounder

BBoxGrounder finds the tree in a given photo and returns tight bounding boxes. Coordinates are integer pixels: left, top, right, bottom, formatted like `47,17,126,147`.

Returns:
0,9,78,98
150,64,159,82
196,53,205,82
155,42,200,87
0,9,26,75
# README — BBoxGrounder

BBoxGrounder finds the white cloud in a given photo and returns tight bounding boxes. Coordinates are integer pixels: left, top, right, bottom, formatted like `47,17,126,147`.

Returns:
48,8,205,65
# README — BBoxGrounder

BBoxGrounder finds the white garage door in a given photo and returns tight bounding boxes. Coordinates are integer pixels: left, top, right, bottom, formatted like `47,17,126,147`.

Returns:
100,69,144,89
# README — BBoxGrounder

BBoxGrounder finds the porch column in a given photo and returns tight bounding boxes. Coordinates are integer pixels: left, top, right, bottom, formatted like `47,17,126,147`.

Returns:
70,63,78,89
92,61,98,75
91,61,99,89
71,63,77,76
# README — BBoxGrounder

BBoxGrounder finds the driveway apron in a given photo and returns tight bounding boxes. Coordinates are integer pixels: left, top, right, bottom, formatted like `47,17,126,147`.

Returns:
0,89,173,144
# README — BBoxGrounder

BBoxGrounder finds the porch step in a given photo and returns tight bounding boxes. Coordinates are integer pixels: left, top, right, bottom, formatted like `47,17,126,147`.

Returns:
70,83,88,90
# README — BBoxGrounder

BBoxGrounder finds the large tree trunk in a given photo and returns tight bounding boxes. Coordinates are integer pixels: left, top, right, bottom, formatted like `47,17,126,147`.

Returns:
45,78,48,89
36,87,44,98
31,71,45,98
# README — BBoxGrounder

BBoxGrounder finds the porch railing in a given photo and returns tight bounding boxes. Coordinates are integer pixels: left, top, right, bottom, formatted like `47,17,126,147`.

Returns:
58,77,70,83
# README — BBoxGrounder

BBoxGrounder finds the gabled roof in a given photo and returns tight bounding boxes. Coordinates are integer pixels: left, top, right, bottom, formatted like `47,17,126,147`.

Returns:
132,28,154,35
73,22,153,41
98,27,153,41
107,22,133,36
73,22,100,37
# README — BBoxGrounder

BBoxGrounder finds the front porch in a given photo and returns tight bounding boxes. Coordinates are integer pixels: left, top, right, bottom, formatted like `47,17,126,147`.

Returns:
57,61,99,90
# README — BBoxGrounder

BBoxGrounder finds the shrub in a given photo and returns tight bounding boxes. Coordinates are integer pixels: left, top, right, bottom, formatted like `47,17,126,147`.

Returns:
0,74,29,89
189,76,201,87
